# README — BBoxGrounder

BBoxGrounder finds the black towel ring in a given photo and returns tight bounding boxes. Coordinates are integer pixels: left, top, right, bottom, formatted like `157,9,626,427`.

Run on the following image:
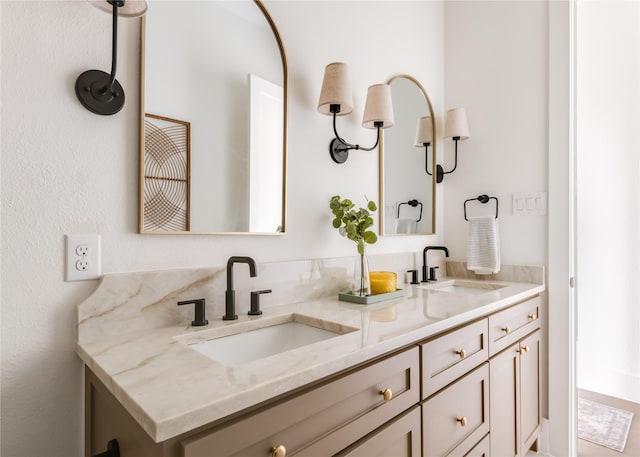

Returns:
464,194,498,221
397,199,423,222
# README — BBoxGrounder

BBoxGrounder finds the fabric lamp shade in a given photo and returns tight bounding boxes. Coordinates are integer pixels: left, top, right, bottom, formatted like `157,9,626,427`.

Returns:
362,84,394,129
414,116,433,146
444,108,470,139
317,62,354,116
89,0,148,17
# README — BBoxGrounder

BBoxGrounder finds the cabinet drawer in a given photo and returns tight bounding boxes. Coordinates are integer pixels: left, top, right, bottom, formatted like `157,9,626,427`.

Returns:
421,319,488,399
461,433,490,457
488,296,541,356
336,406,421,457
422,363,489,457
181,346,420,457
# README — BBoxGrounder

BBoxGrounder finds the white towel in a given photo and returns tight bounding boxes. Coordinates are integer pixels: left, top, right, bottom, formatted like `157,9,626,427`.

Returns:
395,218,417,234
467,216,500,274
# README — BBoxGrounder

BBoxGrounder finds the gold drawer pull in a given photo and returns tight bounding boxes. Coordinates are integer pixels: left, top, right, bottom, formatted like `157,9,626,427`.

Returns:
380,388,393,402
455,349,467,359
501,326,511,334
517,345,530,355
528,313,537,321
271,444,287,457
456,416,468,427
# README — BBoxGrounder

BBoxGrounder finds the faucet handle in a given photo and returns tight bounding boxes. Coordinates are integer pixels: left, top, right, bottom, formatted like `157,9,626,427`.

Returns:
428,266,439,281
249,289,272,316
406,270,419,285
178,298,208,326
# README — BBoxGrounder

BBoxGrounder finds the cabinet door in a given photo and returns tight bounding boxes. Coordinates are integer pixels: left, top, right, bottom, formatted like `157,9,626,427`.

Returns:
489,330,541,457
489,342,519,457
336,406,421,457
519,330,541,453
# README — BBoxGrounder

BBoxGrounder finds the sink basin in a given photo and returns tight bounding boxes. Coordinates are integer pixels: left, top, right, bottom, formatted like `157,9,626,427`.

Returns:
419,279,505,295
177,314,357,366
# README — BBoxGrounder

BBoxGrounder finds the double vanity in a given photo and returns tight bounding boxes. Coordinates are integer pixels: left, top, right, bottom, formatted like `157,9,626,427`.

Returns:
77,258,544,457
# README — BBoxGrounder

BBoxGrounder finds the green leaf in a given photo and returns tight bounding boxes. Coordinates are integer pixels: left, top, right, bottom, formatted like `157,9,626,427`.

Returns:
332,218,342,228
363,231,377,244
368,201,377,211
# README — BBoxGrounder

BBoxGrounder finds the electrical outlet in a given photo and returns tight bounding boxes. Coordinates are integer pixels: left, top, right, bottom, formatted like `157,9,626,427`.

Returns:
66,234,101,281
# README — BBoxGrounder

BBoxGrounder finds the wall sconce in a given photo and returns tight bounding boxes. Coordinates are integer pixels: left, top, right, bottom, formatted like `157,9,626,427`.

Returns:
75,0,148,116
317,62,394,164
414,115,443,181
440,107,470,181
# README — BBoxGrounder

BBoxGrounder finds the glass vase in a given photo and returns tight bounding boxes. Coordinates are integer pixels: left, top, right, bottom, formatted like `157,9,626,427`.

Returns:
353,251,371,296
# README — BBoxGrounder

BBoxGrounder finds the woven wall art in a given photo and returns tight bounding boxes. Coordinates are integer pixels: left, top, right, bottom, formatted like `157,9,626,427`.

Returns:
143,114,190,231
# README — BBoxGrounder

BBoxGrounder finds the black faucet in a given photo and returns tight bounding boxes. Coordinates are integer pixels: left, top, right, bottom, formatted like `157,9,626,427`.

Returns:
422,246,449,282
223,256,257,320
177,298,208,326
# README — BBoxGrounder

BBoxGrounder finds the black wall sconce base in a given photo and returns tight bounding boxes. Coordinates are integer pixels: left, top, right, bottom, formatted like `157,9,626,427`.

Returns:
75,70,125,116
329,138,350,164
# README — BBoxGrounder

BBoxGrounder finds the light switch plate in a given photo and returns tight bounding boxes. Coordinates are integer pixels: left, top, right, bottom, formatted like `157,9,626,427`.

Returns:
65,234,101,281
512,192,547,216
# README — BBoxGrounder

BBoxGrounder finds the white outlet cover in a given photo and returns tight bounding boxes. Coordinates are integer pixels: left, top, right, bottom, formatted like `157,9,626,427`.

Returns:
65,234,101,281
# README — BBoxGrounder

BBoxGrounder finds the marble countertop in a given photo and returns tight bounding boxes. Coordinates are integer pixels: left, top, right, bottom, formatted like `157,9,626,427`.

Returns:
76,274,544,443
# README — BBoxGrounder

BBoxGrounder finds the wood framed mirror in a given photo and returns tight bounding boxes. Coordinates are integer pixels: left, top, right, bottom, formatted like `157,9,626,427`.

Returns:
139,0,287,234
379,74,436,235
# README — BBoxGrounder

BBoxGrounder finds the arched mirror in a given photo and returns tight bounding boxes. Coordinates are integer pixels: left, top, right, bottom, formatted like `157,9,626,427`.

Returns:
379,74,436,235
139,0,287,234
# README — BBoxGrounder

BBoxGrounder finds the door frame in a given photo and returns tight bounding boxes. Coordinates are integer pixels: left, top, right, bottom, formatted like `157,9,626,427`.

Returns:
547,0,577,455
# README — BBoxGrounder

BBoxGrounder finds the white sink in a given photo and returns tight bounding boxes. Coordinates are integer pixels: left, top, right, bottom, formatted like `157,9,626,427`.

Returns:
177,314,357,366
419,279,505,295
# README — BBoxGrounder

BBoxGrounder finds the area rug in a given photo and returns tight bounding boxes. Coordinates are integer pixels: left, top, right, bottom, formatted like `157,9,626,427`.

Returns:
578,397,634,452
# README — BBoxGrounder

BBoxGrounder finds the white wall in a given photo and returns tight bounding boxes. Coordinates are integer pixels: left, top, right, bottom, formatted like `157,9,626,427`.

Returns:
576,0,640,403
0,1,444,455
443,1,548,267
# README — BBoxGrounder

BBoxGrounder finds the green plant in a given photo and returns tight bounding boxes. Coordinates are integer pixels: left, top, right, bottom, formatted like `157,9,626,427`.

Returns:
329,195,378,254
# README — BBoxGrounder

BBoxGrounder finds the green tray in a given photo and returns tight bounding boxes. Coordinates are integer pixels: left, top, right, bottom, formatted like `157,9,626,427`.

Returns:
338,289,404,304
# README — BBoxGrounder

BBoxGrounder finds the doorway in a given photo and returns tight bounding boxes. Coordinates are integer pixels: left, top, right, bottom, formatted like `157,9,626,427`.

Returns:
575,1,640,455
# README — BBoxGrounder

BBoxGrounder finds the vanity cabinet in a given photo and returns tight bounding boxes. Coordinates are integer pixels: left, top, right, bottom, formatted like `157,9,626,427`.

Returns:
87,346,420,457
489,298,541,457
85,293,543,457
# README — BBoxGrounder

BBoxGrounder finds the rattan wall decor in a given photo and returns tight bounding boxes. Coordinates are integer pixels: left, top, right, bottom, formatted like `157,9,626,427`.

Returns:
143,114,190,231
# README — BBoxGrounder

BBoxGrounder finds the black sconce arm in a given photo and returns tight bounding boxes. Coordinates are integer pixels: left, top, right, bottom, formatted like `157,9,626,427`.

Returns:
328,104,382,163
105,0,121,90
332,112,382,152
422,136,461,184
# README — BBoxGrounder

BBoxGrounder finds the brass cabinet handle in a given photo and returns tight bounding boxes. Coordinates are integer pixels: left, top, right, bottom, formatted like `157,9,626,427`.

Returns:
456,416,468,427
524,345,530,352
380,388,393,401
501,326,511,334
528,313,537,321
517,345,530,355
455,349,467,359
271,445,286,457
